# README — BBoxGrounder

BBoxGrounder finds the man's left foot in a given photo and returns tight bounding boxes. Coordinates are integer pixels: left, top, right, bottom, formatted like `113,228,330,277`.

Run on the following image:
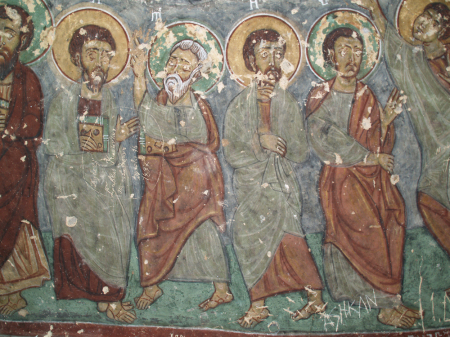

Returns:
104,302,136,324
291,300,327,321
0,292,27,316
237,304,270,329
199,291,233,311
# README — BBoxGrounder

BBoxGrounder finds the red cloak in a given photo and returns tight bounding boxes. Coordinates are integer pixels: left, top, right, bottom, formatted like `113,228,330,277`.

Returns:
306,79,406,295
0,62,44,269
137,90,226,287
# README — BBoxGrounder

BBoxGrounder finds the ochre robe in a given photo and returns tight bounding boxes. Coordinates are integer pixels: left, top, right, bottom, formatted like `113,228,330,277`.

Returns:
137,90,226,287
306,79,406,295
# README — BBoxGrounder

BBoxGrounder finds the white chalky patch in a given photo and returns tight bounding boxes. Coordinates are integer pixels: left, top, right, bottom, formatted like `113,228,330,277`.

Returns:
65,216,77,227
102,286,109,294
390,174,400,185
361,117,372,130
335,153,343,165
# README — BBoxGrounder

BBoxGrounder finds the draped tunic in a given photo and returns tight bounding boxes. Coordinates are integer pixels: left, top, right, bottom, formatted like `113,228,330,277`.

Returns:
223,83,308,289
306,79,406,295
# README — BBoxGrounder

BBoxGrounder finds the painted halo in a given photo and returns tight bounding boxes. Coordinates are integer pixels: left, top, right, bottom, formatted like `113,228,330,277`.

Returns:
396,0,450,45
1,0,53,64
307,9,381,81
226,13,303,87
52,4,130,84
148,21,224,94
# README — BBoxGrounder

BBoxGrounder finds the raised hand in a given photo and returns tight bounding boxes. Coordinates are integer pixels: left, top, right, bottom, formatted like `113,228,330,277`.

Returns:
257,79,276,102
382,87,404,127
260,133,287,157
129,33,147,79
116,116,139,143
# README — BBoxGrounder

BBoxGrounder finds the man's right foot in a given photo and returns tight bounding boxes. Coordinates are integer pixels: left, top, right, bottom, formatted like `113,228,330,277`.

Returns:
378,304,421,329
134,286,163,310
291,300,327,321
237,302,270,329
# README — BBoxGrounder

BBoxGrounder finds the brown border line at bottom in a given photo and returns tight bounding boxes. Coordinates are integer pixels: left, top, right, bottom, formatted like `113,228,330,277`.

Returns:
1,322,450,337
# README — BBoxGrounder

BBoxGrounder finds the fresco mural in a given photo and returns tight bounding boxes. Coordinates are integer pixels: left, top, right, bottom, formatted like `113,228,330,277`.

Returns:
1,0,450,336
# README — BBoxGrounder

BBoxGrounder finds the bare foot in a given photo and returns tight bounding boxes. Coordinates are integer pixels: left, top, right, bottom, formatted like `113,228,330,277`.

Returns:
397,304,422,319
0,292,27,316
291,300,327,321
199,292,233,311
199,282,233,311
378,306,417,329
134,285,163,310
104,302,136,324
237,300,270,329
98,301,133,312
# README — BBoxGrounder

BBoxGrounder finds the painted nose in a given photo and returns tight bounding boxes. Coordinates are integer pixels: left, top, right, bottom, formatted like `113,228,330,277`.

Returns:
269,52,275,66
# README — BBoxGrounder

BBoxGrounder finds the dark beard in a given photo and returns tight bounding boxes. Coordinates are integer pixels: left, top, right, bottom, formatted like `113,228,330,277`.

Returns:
83,67,108,94
263,66,282,83
0,52,19,81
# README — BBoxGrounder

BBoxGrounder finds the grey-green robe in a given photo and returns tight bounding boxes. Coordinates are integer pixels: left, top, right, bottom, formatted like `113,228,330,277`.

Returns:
223,83,308,289
43,84,133,288
385,25,450,210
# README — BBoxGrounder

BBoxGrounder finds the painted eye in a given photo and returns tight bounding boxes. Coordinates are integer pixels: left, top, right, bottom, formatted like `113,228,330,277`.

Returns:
275,52,282,59
261,51,268,58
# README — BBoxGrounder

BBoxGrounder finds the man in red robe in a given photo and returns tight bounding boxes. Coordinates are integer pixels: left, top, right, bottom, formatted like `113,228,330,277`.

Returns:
306,27,420,329
0,5,50,316
131,39,233,311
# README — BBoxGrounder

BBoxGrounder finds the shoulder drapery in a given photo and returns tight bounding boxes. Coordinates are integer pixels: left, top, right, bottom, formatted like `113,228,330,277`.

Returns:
0,62,43,269
307,80,406,295
137,89,225,287
385,25,450,210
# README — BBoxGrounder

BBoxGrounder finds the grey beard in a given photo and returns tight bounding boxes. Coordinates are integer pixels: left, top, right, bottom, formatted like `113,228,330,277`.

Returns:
163,66,202,104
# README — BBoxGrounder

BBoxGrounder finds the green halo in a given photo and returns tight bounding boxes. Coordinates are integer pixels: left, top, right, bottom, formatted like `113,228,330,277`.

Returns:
0,0,53,64
307,9,381,81
148,21,224,94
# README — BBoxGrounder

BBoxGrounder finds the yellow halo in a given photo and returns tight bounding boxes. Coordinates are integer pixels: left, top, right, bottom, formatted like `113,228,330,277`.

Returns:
225,13,303,87
52,3,130,83
397,0,450,45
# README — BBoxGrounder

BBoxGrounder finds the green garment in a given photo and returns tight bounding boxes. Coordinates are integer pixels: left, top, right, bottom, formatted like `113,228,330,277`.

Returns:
138,91,229,282
385,25,450,209
43,84,133,288
139,91,208,144
324,244,401,308
308,90,370,166
223,83,308,289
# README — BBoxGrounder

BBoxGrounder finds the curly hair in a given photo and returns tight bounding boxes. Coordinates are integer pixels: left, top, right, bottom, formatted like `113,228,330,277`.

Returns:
242,29,286,72
0,5,34,51
424,3,450,41
68,25,116,65
322,27,363,67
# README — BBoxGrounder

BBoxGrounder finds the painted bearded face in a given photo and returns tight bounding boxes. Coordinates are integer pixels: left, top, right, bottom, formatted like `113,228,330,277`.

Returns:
164,48,201,104
78,40,114,94
251,40,284,83
0,13,23,80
